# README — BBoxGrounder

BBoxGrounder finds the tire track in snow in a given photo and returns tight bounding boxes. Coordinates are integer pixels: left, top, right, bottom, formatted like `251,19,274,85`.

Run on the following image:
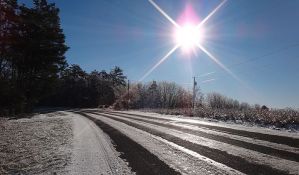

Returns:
70,114,133,175
88,112,290,175
101,111,299,162
77,112,181,175
109,111,299,148
82,112,244,175
98,112,299,174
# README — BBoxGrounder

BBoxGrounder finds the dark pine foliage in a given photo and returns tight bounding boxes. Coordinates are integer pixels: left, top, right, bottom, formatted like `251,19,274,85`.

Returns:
0,0,127,115
39,65,127,108
0,0,68,114
0,0,20,114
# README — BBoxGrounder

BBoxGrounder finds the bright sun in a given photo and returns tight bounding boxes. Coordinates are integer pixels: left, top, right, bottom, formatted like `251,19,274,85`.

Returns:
174,24,204,52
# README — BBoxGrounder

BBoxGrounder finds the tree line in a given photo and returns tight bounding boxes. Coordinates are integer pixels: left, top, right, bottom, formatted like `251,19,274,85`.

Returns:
114,81,267,111
40,65,126,108
115,81,197,109
0,0,126,115
115,82,299,127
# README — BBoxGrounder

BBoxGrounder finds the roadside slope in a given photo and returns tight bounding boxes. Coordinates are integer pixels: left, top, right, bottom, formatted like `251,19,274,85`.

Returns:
0,113,72,175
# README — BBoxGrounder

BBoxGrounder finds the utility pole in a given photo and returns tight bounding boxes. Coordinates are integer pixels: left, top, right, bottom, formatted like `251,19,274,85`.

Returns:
192,73,214,110
127,80,130,110
192,77,197,109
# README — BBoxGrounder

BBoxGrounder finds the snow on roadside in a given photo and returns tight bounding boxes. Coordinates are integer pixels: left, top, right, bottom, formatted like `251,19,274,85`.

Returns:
0,113,72,175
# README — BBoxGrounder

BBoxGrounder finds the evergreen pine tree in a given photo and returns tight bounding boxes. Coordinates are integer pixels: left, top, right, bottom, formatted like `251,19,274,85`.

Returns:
16,0,68,111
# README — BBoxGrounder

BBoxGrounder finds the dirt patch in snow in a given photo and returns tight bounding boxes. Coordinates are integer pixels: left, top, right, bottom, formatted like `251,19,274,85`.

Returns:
0,114,72,175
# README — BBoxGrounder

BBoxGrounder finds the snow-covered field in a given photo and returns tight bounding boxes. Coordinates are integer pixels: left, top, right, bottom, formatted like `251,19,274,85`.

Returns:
1,109,298,175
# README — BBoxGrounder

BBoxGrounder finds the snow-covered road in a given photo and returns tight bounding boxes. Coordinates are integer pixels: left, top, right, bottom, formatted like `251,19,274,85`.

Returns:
66,110,299,175
68,115,133,175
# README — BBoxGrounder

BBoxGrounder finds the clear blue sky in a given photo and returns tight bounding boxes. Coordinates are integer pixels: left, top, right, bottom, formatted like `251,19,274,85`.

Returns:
20,0,299,108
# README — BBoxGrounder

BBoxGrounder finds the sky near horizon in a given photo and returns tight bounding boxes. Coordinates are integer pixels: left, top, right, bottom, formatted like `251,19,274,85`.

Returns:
20,0,299,108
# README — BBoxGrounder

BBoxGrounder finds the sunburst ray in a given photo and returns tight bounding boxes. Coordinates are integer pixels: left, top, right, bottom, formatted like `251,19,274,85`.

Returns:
139,44,180,81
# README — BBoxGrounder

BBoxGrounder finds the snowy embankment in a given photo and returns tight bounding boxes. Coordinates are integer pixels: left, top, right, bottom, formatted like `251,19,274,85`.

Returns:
0,112,72,175
0,111,134,175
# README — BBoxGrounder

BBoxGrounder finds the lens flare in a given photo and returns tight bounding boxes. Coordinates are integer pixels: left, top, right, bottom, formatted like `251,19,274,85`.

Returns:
142,0,236,82
196,44,243,83
139,44,180,82
148,0,180,28
174,24,205,52
196,0,227,29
